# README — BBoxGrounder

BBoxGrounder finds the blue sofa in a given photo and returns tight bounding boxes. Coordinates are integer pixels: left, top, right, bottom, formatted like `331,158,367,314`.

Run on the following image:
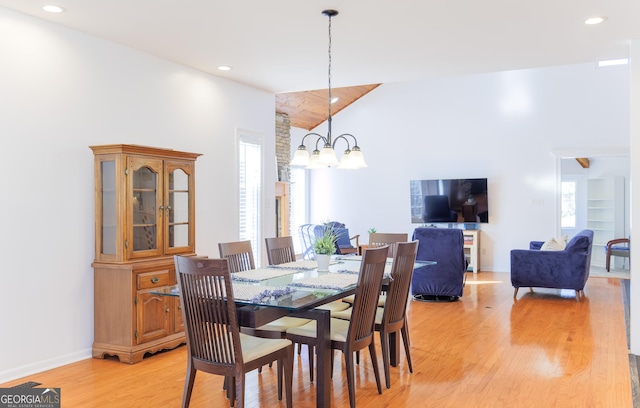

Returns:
510,229,594,300
411,228,466,301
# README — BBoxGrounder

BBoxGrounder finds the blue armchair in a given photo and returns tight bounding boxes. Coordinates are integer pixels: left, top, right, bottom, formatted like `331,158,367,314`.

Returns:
510,229,593,300
299,222,359,258
333,227,359,255
411,228,466,301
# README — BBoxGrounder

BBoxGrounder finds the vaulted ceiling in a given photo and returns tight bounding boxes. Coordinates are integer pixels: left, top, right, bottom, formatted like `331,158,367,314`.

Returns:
0,0,637,95
276,84,380,130
2,1,638,133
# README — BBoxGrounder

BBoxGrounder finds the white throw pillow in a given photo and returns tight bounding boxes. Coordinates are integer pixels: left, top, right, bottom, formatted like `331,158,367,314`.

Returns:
540,235,568,251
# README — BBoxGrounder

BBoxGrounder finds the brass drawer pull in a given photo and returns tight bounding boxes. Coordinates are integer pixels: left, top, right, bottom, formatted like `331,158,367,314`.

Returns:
150,277,160,284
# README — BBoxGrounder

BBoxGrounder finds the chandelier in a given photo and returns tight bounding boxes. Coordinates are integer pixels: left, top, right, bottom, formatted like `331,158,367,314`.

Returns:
290,10,367,170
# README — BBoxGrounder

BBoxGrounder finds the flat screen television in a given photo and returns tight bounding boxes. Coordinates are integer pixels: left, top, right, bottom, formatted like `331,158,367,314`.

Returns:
410,178,489,224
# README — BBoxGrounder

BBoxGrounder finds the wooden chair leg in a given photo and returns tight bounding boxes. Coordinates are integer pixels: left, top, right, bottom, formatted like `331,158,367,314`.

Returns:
513,287,519,299
283,346,294,408
344,351,357,408
182,361,196,408
403,316,411,347
368,342,383,394
277,358,283,400
307,344,314,382
228,376,236,407
235,374,245,408
401,325,413,373
379,330,391,389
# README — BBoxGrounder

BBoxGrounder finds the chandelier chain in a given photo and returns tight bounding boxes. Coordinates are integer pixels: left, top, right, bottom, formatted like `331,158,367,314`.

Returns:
327,14,333,120
289,9,367,169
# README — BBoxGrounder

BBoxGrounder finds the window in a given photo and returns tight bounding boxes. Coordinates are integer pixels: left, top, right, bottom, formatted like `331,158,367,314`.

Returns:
238,131,262,265
561,180,576,228
289,167,307,254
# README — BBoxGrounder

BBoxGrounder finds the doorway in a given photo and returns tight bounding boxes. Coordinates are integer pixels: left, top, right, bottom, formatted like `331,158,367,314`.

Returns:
556,149,630,269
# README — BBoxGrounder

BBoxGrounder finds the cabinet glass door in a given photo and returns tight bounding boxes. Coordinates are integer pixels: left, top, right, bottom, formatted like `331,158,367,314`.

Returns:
165,161,195,254
96,155,119,261
129,158,163,258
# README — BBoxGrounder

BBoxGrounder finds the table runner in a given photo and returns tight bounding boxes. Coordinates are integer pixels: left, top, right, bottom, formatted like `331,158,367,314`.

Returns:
336,263,393,277
230,268,298,282
268,260,340,270
232,283,293,302
288,273,358,290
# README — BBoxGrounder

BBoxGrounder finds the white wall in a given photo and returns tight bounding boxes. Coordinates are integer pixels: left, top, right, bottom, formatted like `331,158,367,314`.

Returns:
629,39,640,355
294,63,630,272
0,7,276,381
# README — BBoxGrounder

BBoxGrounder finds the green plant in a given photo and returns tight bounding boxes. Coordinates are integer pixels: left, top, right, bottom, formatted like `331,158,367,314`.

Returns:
368,227,377,234
313,225,339,255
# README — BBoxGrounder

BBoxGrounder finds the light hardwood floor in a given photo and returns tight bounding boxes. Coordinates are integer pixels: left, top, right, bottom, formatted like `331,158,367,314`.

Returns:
1,272,632,407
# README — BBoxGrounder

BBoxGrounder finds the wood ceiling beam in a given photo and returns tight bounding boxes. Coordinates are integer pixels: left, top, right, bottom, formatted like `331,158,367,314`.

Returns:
576,158,590,168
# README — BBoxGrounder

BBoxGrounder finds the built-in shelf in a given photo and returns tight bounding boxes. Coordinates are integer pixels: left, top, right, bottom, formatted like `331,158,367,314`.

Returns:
462,230,480,273
586,177,624,268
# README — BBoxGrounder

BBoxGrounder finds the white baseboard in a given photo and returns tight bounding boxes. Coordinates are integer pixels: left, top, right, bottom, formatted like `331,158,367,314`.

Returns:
0,348,92,384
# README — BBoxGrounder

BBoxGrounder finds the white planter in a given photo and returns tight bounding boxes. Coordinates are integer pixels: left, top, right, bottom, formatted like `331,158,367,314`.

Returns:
316,254,331,271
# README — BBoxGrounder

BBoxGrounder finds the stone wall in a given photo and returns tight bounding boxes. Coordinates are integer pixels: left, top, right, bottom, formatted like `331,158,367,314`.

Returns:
275,112,291,181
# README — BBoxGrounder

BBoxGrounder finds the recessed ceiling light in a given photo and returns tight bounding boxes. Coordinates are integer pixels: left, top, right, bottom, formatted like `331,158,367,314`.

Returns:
43,5,66,13
584,17,606,25
330,97,339,104
217,66,232,71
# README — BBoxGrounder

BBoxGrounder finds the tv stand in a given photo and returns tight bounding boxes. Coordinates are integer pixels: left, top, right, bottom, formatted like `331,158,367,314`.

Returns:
462,230,480,273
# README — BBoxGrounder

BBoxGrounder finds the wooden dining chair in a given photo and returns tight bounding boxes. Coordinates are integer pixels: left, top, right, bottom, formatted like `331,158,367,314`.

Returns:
263,233,352,368
376,240,418,388
221,237,310,363
286,245,388,408
174,256,294,408
332,241,418,388
218,240,255,272
263,233,350,324
368,233,409,257
265,236,297,265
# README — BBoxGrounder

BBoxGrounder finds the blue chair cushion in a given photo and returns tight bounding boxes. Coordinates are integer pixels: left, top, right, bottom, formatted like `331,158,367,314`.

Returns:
334,228,353,249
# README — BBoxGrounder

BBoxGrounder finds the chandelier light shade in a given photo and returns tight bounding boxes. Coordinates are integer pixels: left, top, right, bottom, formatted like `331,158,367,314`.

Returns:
290,10,368,170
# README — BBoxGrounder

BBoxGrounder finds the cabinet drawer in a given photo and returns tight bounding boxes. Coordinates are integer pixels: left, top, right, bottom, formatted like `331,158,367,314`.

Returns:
137,270,171,289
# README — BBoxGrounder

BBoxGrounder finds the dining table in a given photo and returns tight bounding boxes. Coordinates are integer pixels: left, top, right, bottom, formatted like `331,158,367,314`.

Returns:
154,255,434,408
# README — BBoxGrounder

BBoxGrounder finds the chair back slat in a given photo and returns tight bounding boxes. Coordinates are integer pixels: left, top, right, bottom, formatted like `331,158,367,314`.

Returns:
348,246,388,348
218,240,255,272
369,233,409,257
175,256,242,367
383,241,419,326
265,236,297,265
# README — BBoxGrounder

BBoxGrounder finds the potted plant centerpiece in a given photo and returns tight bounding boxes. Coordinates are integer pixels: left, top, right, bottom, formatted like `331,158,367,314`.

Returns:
313,225,338,271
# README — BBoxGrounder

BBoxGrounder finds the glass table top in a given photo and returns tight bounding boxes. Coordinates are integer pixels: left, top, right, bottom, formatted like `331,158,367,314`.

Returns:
153,257,435,311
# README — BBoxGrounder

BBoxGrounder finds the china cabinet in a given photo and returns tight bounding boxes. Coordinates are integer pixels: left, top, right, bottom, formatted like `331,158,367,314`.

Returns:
90,144,200,363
